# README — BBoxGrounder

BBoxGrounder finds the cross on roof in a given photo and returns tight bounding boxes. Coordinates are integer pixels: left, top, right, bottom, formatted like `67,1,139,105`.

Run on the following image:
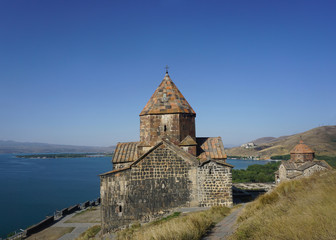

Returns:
165,65,169,73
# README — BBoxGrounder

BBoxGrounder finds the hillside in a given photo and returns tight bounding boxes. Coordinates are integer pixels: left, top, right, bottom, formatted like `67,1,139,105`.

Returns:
0,140,115,154
226,125,336,159
250,137,276,145
230,170,336,240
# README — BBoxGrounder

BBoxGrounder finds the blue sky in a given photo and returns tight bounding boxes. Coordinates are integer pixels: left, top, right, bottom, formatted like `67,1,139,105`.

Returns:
0,0,335,147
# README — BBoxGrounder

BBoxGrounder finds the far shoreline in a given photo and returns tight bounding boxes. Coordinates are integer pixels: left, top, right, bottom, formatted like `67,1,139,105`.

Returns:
15,153,113,159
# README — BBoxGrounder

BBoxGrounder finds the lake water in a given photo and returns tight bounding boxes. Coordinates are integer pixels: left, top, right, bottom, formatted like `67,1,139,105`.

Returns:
0,154,112,238
0,154,271,238
226,159,271,169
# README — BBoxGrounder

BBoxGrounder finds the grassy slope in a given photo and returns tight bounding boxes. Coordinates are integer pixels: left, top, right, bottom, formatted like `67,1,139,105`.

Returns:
116,206,230,240
226,125,336,158
76,225,101,240
230,170,336,240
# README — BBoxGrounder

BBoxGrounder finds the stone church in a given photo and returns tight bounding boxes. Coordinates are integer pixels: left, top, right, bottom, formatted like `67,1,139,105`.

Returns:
275,140,332,183
100,71,233,233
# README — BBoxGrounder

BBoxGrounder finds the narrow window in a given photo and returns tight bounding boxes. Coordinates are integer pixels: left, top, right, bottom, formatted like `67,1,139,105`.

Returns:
164,125,167,132
209,169,212,174
119,205,122,213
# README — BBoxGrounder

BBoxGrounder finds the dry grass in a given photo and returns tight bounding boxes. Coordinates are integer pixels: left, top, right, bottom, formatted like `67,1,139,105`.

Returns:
230,170,336,240
116,206,230,240
76,225,101,240
26,227,74,240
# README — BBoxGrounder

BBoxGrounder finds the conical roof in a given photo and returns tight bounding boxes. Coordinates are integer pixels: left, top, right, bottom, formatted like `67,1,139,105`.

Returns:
290,140,315,154
140,73,196,116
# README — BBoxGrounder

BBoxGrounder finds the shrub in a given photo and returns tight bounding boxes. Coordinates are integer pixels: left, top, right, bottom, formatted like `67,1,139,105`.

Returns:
232,161,281,183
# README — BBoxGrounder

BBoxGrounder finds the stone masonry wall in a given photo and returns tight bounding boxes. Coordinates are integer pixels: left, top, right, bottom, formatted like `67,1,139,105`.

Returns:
179,113,196,142
197,162,232,207
303,164,328,177
279,164,288,181
140,113,195,146
100,145,197,233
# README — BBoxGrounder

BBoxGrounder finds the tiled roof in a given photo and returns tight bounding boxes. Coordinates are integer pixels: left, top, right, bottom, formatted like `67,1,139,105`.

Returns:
296,161,316,171
179,135,197,146
112,142,139,163
297,160,332,171
316,160,333,169
282,159,332,172
140,73,196,116
282,161,298,170
196,137,227,161
290,140,315,154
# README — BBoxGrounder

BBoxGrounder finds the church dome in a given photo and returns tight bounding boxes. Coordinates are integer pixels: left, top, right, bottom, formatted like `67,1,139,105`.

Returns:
139,73,195,116
290,140,315,154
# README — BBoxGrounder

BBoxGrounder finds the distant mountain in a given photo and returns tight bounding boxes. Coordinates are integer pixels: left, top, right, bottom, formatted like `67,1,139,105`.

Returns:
251,137,277,145
223,144,240,148
0,140,115,154
226,125,336,159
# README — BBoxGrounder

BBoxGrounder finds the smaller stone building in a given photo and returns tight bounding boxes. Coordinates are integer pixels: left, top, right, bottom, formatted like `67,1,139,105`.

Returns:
275,140,332,183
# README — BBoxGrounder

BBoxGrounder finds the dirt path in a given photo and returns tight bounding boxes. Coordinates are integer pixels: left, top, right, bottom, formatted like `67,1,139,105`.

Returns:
202,205,244,240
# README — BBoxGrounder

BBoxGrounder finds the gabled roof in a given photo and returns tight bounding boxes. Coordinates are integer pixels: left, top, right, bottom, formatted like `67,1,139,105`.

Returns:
139,73,196,116
290,140,315,154
296,161,317,171
316,160,333,170
131,138,199,167
179,135,197,146
200,159,234,168
297,160,332,171
112,142,139,163
281,159,332,172
282,161,298,170
196,137,227,161
101,138,199,176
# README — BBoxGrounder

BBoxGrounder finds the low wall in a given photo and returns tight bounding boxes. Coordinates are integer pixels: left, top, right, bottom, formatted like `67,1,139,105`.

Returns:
233,183,275,191
61,207,69,216
7,197,101,239
67,204,80,214
83,201,90,208
25,216,54,236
